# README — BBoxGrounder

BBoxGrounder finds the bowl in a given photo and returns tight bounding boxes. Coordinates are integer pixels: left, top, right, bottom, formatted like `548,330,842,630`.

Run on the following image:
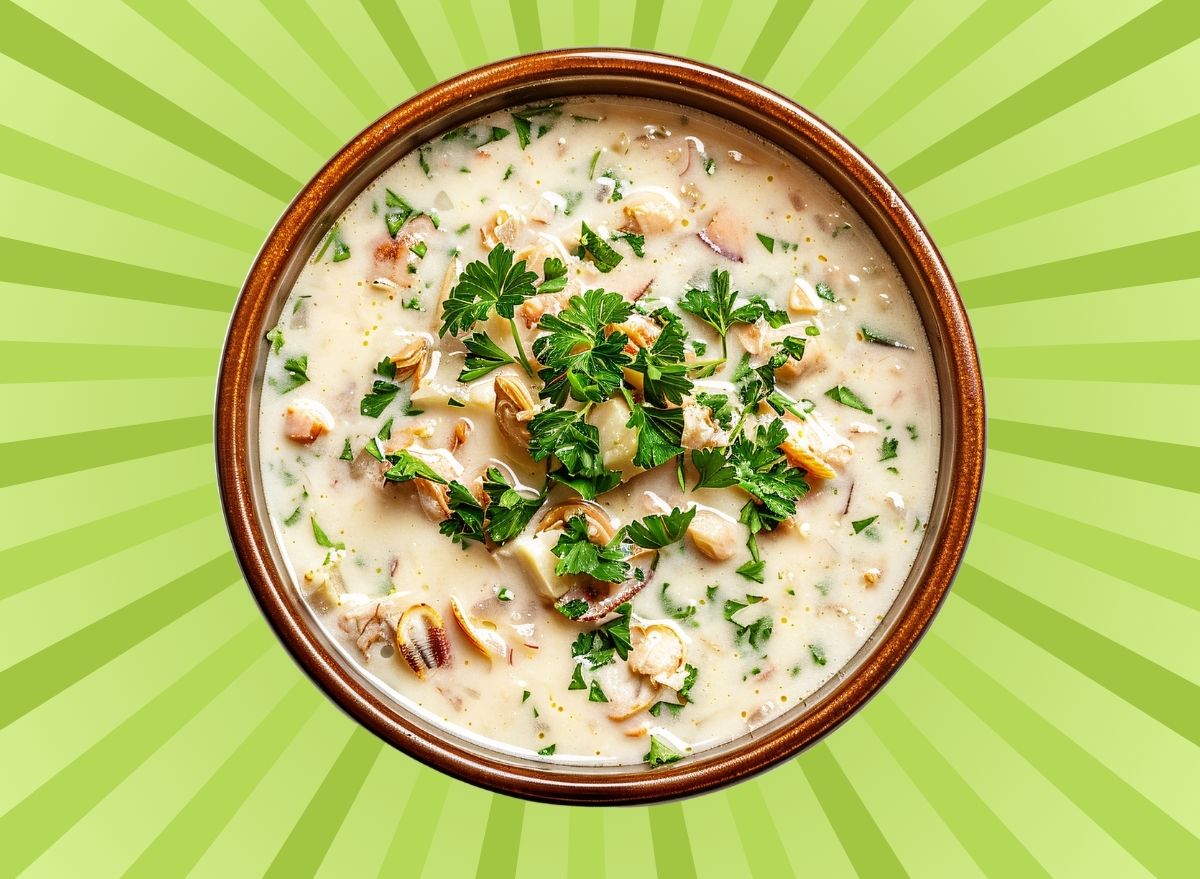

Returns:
216,48,985,805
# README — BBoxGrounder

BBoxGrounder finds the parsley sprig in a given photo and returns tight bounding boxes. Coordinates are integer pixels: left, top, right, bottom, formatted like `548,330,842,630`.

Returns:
533,289,632,405
678,269,780,358
439,244,537,377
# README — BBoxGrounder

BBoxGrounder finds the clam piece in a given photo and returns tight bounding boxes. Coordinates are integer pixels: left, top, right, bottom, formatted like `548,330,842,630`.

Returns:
480,207,525,249
622,199,676,234
494,375,537,451
537,500,619,545
396,603,452,678
608,313,661,356
593,660,660,720
687,510,739,561
778,415,853,479
449,418,472,452
283,399,334,444
389,334,433,386
338,595,405,659
681,399,730,450
628,623,689,690
302,564,345,613
449,596,512,662
698,210,744,262
517,289,575,329
788,278,823,315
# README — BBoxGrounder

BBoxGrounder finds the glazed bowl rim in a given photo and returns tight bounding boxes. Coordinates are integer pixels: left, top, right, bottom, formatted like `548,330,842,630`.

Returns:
215,47,985,805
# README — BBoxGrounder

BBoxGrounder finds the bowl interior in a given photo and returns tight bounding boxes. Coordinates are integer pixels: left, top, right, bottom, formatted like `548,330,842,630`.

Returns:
217,49,984,804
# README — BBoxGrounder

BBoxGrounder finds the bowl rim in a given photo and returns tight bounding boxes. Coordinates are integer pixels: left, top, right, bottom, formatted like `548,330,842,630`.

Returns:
216,47,985,805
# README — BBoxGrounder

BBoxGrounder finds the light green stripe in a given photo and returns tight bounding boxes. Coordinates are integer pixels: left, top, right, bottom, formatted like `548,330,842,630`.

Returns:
648,802,697,879
849,0,1050,143
264,727,383,877
0,0,298,200
979,341,1200,385
987,418,1199,493
630,0,664,49
796,0,911,106
0,553,240,729
508,0,543,53
737,0,813,82
375,768,449,879
474,795,525,879
0,621,267,878
686,0,733,60
892,0,1200,189
0,237,233,311
724,782,794,876
0,342,216,384
358,0,436,91
921,636,1200,878
0,414,212,488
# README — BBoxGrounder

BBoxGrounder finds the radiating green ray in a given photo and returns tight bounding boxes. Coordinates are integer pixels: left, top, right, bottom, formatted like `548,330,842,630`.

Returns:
969,524,1198,680
0,484,213,600
313,749,420,879
987,418,1198,493
188,708,357,877
23,649,294,879
0,237,233,311
572,0,599,45
441,0,488,68
723,782,795,876
604,806,655,879
889,656,1157,878
799,743,908,877
507,0,542,53
630,0,664,48
377,767,449,879
121,0,340,155
0,414,211,488
515,802,568,878
0,514,229,670
736,0,812,82
567,806,604,878
979,341,1200,385
867,694,1050,878
955,563,1199,740
979,493,1199,611
891,0,1200,190
648,803,697,879
985,379,1200,445
421,779,493,876
828,717,984,877
848,0,1050,144
0,0,298,200
794,0,911,107
685,0,732,60
264,727,383,877
0,620,266,878
0,552,238,723
358,0,435,91
934,112,1200,244
122,681,317,878
921,636,1200,878
0,341,216,384
680,795,753,878
0,124,260,252
959,231,1200,307
259,0,386,118
474,794,525,879
760,762,856,875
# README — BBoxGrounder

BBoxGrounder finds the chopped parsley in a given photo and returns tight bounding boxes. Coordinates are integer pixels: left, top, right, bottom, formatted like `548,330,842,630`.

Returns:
533,289,632,405
824,385,873,414
538,257,568,294
499,588,516,602
265,326,284,353
381,450,447,485
879,437,899,461
511,103,562,149
339,439,354,461
551,515,630,583
815,282,837,303
310,515,344,551
283,507,302,527
626,507,696,549
810,644,827,666
859,326,913,350
360,380,401,417
273,355,309,394
578,222,623,273
851,515,878,535
537,744,557,756
458,332,515,382
644,735,684,767
610,230,645,257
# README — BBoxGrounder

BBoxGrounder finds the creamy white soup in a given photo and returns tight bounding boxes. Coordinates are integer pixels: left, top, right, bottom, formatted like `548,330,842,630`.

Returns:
258,97,940,767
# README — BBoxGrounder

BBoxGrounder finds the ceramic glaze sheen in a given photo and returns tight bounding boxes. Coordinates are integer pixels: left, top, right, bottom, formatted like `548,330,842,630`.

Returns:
258,97,940,766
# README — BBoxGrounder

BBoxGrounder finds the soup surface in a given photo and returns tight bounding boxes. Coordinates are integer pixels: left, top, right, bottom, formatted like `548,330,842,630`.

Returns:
258,97,940,766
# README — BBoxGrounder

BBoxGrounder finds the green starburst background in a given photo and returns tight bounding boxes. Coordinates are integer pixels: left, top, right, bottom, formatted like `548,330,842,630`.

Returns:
1,0,1196,876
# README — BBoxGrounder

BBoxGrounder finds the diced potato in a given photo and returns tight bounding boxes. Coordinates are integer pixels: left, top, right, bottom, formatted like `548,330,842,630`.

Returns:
508,530,583,600
623,199,676,234
591,396,640,480
788,277,823,315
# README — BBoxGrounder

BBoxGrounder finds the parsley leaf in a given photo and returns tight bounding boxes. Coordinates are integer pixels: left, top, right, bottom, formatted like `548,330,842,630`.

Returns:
459,332,515,382
691,447,738,490
627,312,693,406
695,392,734,429
551,515,630,584
723,594,772,651
339,438,354,461
588,680,609,702
360,380,401,417
860,326,914,350
439,243,538,337
824,385,873,413
310,515,344,550
726,420,810,528
644,735,684,767
439,481,486,546
528,409,607,482
265,326,284,353
382,450,448,485
626,508,696,549
578,222,623,273
678,270,768,357
533,289,632,404
815,282,837,303
756,233,775,253
810,644,827,666
274,355,309,394
611,230,645,257
659,581,698,627
537,744,557,756
852,515,878,534
538,257,568,294
623,394,685,470
879,437,899,461
481,466,545,543
557,599,589,620
511,103,561,149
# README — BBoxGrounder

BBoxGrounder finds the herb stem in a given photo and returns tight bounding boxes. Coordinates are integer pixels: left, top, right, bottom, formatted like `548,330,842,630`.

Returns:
508,318,535,378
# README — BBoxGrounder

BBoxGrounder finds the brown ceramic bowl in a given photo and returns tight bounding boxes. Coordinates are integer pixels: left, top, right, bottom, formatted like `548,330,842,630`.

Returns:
216,48,984,805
